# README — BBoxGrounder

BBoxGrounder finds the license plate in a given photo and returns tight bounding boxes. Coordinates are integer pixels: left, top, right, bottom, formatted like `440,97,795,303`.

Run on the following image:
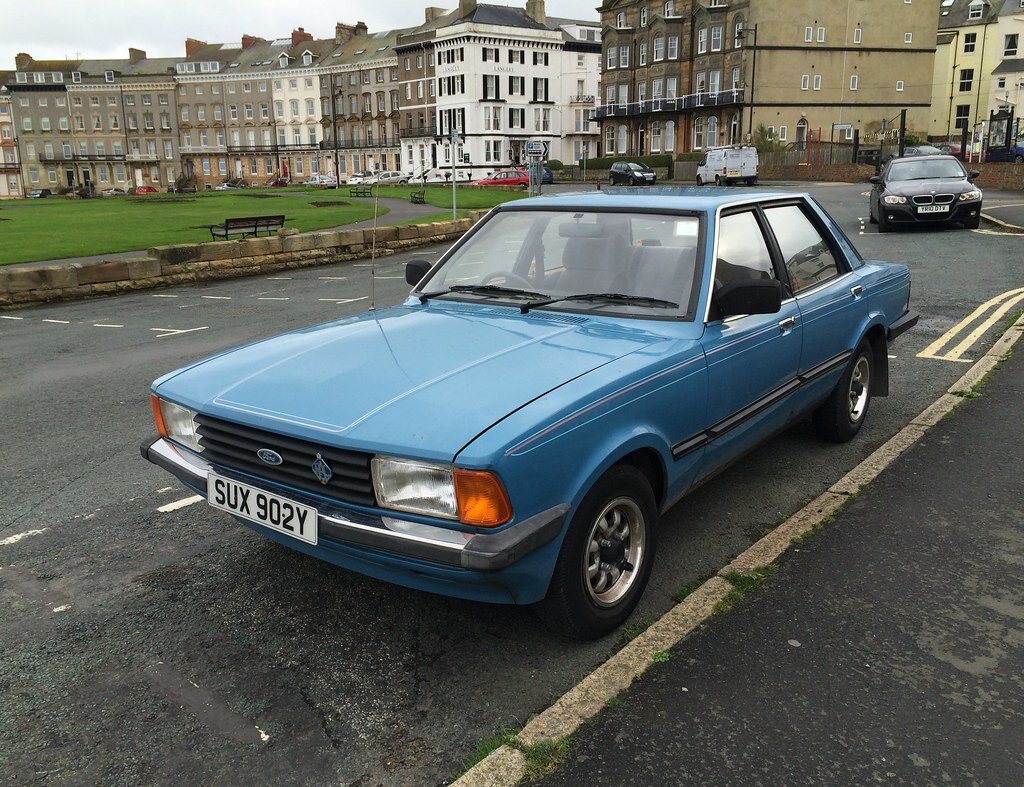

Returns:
208,473,317,545
917,204,949,214
728,170,740,176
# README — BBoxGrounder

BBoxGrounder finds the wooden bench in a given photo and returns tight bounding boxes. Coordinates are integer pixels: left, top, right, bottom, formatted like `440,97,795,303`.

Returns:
210,215,285,240
349,187,372,198
410,189,426,204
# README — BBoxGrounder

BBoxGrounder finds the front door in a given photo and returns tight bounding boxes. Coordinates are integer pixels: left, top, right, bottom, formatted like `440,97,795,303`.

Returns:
697,208,802,481
65,169,74,187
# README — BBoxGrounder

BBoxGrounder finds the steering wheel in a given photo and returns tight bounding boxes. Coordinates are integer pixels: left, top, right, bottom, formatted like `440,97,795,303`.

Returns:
481,271,536,290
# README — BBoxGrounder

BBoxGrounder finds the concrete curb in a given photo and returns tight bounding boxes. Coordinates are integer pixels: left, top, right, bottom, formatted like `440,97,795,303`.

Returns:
981,211,1024,232
452,310,1024,787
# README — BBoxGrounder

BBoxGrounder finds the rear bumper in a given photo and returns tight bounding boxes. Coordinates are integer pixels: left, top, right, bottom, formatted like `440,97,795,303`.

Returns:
888,310,919,343
141,436,566,575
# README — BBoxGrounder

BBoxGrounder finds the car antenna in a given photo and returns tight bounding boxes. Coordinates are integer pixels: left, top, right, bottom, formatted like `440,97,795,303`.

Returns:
369,180,380,311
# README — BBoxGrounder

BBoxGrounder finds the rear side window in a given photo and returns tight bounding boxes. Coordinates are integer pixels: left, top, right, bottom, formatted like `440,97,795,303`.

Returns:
763,205,841,293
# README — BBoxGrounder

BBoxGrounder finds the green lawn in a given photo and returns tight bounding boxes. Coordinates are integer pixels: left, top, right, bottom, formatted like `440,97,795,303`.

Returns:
0,185,525,265
0,191,382,265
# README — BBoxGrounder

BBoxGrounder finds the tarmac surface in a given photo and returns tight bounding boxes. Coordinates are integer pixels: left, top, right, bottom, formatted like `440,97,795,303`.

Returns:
537,330,1024,786
1,183,1022,785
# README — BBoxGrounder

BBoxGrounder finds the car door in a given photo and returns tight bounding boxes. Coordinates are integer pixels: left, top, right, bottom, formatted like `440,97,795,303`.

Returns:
761,201,859,407
696,208,803,482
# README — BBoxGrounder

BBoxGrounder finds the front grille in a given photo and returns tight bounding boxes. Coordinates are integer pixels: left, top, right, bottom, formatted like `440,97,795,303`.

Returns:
195,414,376,506
911,195,933,205
911,193,955,205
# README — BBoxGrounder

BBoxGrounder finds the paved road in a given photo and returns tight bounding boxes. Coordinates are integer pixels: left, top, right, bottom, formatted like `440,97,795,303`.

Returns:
537,331,1024,787
1,184,1022,785
980,189,1024,229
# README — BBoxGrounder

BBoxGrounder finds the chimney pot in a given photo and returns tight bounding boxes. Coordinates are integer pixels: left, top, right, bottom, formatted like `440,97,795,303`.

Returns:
291,27,314,46
184,38,207,57
354,21,368,36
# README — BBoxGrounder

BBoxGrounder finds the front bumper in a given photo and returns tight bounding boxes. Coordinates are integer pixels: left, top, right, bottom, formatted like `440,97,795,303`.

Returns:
880,199,981,224
141,437,565,574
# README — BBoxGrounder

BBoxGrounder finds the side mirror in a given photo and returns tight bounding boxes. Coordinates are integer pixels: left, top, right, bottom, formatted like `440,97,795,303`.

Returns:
869,175,881,185
406,258,432,286
716,279,784,319
968,170,980,181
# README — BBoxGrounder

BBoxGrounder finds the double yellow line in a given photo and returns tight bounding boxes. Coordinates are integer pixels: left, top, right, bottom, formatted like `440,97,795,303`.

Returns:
918,287,1024,362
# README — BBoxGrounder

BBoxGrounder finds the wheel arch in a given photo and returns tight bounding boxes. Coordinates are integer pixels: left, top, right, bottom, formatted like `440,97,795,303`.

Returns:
861,321,889,397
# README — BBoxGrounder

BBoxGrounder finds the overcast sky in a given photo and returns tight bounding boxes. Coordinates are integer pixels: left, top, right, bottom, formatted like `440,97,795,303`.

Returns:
2,0,601,66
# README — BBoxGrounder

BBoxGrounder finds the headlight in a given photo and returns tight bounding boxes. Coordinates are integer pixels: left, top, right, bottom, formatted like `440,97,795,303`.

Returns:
883,195,907,205
151,395,203,453
371,456,512,526
960,190,982,201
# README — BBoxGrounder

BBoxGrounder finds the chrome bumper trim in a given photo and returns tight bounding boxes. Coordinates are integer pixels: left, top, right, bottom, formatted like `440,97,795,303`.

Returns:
141,436,565,571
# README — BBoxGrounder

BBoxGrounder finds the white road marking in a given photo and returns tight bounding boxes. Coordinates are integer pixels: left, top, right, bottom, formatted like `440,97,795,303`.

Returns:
156,487,175,494
0,528,48,546
150,326,209,338
266,276,292,280
157,495,204,513
52,605,71,613
256,726,271,743
318,296,369,305
152,294,178,298
93,323,124,328
0,315,24,320
318,276,348,280
888,355,897,359
257,297,290,301
201,295,232,300
972,228,1024,237
42,319,70,324
373,276,402,279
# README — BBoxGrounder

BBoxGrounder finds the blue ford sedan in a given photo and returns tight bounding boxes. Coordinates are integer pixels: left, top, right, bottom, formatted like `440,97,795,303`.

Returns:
143,190,917,638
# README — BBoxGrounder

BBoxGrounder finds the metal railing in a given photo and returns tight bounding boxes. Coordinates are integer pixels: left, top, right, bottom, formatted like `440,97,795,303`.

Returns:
398,126,439,140
126,152,160,162
178,145,227,154
593,89,744,119
318,138,399,150
569,94,596,104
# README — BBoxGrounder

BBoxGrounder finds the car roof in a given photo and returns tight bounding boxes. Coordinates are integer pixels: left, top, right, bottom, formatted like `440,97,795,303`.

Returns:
507,187,806,212
888,153,961,163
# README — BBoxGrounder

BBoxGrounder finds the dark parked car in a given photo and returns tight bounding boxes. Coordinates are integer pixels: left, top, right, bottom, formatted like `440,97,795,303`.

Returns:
541,166,554,184
984,142,1024,163
609,161,656,185
869,155,982,232
168,183,198,194
26,188,52,199
102,187,127,196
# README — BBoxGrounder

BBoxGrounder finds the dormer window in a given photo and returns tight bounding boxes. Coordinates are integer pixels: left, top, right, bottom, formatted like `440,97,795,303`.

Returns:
279,54,289,68
105,70,114,82
968,0,984,19
664,0,675,14
617,12,626,27
302,51,313,66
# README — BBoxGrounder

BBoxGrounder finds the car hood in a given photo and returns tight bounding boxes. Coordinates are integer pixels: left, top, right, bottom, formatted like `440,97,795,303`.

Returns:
154,301,671,462
885,178,970,196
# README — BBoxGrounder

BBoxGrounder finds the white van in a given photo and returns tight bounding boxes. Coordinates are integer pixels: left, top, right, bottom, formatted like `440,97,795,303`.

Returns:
696,145,759,186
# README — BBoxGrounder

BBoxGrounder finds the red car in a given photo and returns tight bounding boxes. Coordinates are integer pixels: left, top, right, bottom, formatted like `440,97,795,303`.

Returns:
472,169,529,187
265,177,290,188
131,185,158,195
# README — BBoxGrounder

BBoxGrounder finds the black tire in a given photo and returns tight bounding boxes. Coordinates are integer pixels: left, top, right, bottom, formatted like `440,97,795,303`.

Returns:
1014,154,1023,164
696,175,703,185
812,340,874,443
536,464,658,640
714,175,722,186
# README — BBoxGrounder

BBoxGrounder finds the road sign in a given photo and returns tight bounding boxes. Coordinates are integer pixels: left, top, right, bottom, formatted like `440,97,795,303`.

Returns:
526,140,549,158
833,123,853,132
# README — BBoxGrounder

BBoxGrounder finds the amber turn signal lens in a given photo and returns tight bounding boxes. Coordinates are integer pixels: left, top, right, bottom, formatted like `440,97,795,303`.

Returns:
151,394,168,437
454,469,512,527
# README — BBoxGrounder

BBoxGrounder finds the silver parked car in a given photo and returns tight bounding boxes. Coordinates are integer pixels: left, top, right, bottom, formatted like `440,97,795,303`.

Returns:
375,170,410,185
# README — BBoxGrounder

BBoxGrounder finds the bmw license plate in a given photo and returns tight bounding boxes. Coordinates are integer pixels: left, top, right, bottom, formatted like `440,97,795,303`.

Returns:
918,205,949,214
208,473,318,545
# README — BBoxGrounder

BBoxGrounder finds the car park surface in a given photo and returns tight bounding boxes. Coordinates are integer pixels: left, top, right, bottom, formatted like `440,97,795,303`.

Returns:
1,183,1021,784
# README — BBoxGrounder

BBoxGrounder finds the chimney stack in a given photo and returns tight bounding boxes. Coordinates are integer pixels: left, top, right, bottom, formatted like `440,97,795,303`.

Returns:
334,22,356,45
128,47,146,64
459,0,477,17
526,0,546,24
425,7,446,22
241,34,265,49
184,38,207,57
354,21,368,37
15,52,33,70
291,27,313,46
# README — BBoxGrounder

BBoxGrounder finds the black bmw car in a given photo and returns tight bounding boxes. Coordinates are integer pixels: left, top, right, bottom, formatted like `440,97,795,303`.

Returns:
869,155,982,232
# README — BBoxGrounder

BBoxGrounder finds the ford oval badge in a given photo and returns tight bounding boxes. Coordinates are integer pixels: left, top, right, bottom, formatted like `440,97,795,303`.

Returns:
257,448,283,466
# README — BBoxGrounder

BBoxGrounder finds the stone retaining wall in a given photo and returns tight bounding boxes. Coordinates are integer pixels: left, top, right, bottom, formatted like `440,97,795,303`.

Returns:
0,211,490,309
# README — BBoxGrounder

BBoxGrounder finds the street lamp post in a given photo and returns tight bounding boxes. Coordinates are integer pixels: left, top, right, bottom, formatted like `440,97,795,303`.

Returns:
744,24,759,137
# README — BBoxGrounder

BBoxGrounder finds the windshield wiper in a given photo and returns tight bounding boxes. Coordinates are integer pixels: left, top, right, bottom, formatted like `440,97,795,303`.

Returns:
419,283,548,303
521,292,679,312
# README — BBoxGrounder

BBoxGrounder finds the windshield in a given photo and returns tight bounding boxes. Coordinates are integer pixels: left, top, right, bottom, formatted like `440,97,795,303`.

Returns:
629,164,650,171
420,210,703,318
887,158,966,181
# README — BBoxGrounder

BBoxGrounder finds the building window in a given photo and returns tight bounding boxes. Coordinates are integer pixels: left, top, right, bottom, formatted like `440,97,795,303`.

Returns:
616,12,626,28
640,6,648,26
664,120,675,151
817,26,825,43
734,21,744,48
607,47,617,68
693,116,705,149
804,26,813,43
620,45,630,67
896,80,904,91
968,0,983,20
668,36,678,58
850,74,859,90
854,27,862,44
801,74,810,90
697,28,707,54
731,67,740,90
813,74,822,90
1005,34,1019,56
904,32,913,44
639,42,648,64
655,35,665,60
959,68,974,92
954,105,970,130
711,26,723,51
997,76,1007,88
605,124,615,153
963,33,976,53
617,124,627,153
665,0,674,14
105,70,114,82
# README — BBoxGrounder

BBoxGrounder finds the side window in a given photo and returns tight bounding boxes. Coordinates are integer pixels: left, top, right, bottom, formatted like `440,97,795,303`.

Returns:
763,205,841,293
713,211,776,306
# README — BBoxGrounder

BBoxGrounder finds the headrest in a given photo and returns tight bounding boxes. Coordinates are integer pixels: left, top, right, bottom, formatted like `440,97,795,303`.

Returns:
558,221,607,238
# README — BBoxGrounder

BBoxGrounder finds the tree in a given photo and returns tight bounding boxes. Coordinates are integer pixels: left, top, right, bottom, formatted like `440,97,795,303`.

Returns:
752,123,784,152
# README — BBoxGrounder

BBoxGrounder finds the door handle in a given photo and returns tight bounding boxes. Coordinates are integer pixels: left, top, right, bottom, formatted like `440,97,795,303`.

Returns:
778,317,797,332
851,285,864,298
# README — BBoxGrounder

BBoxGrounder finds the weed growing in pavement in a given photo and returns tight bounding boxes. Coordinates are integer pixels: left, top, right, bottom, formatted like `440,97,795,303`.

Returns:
521,739,573,781
605,696,622,708
621,618,653,642
714,565,779,614
672,577,712,603
952,389,982,399
652,650,671,663
459,726,518,774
